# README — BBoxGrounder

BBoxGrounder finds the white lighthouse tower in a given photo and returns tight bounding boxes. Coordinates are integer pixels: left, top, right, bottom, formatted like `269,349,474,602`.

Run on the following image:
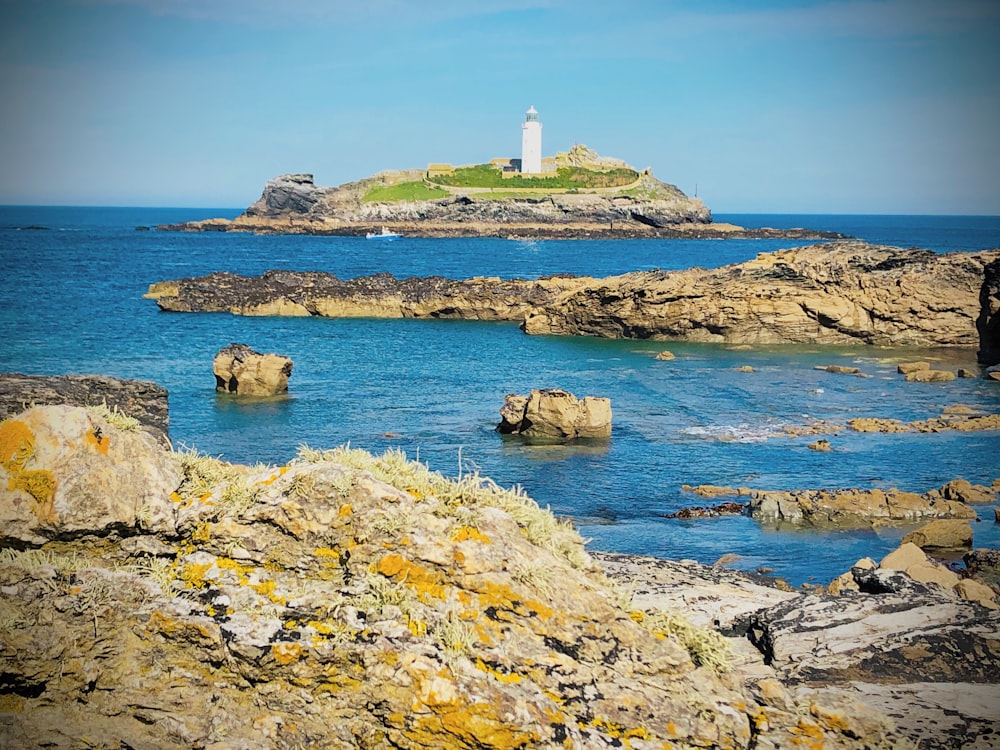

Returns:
520,105,542,174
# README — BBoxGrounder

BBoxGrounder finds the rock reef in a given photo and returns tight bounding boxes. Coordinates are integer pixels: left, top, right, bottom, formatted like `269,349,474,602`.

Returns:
523,241,1000,351
146,242,1000,355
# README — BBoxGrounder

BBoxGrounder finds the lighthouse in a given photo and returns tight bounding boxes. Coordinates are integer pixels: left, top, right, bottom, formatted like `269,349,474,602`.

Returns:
520,106,542,174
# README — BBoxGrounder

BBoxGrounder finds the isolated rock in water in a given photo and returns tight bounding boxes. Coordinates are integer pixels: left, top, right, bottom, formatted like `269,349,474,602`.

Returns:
897,361,930,374
904,368,956,383
0,372,170,444
931,477,998,504
497,388,611,439
213,342,293,396
655,349,675,360
747,483,976,527
902,519,974,550
0,405,181,546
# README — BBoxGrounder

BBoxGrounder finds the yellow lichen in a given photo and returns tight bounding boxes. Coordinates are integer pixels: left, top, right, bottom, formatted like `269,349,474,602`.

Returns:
452,526,492,544
271,642,304,665
475,658,522,684
0,419,34,472
190,522,212,543
376,553,447,600
179,562,212,589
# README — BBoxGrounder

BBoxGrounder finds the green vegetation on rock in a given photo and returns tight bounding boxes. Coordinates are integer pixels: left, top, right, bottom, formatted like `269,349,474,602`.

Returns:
432,164,639,190
362,181,450,202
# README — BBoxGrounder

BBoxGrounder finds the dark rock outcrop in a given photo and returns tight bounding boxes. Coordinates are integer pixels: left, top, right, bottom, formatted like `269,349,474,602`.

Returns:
0,372,169,443
748,568,1000,748
977,257,1000,365
146,270,588,319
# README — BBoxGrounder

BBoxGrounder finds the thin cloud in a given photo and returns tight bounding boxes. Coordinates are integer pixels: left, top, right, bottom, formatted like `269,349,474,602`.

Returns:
82,0,565,27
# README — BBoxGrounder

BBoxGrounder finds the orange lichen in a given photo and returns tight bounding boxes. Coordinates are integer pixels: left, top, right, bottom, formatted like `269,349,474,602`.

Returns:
271,642,304,665
84,429,109,455
474,580,554,620
376,553,447,600
452,526,492,544
475,658,522,684
0,419,34,471
0,419,56,519
338,503,352,517
261,466,289,485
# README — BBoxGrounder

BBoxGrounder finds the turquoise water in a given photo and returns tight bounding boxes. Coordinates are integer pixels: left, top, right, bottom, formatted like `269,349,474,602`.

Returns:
2,207,999,585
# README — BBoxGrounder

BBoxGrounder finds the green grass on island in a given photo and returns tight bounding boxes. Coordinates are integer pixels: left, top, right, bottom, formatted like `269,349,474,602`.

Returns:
362,182,450,202
434,164,640,190
361,163,643,203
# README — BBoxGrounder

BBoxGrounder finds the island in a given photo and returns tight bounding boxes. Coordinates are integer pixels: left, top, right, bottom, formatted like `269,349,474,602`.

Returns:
157,107,845,240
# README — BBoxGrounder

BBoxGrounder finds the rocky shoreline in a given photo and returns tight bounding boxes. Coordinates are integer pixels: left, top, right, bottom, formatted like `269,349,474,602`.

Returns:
145,241,1000,361
154,172,847,241
1,376,999,748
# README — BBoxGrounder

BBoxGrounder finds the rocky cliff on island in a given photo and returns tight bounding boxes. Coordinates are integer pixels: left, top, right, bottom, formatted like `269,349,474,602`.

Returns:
146,241,1000,358
156,154,845,240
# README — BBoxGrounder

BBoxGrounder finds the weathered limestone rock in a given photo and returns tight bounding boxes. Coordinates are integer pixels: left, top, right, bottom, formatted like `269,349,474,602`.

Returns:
496,388,612,440
522,242,1000,348
929,477,998,505
880,542,963,589
0,405,181,546
0,404,908,749
654,349,675,360
0,372,170,444
904,368,956,382
807,438,831,451
902,519,974,550
748,482,976,528
213,343,293,396
988,364,1000,381
752,566,1000,684
897,361,930,374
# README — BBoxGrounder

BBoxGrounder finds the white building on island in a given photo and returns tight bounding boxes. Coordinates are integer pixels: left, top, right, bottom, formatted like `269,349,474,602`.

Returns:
520,106,542,174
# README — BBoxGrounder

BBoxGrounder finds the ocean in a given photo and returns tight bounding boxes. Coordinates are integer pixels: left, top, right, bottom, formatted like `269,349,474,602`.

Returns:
2,206,999,586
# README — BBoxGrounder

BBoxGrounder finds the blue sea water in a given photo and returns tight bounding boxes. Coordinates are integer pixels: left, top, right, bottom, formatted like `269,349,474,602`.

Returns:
1,206,999,586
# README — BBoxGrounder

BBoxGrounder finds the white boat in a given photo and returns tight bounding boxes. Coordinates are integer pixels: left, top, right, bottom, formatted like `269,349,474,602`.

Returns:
366,226,401,239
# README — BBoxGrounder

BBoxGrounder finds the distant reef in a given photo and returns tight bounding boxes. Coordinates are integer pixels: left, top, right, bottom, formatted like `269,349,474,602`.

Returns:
156,147,846,240
146,241,1000,360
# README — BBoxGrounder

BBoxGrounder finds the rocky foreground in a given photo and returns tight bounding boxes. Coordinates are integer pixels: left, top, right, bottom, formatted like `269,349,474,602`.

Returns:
156,172,844,240
2,395,999,749
146,241,1000,362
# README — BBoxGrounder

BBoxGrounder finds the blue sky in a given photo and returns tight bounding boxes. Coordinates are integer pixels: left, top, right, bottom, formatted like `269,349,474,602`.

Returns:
1,0,998,213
